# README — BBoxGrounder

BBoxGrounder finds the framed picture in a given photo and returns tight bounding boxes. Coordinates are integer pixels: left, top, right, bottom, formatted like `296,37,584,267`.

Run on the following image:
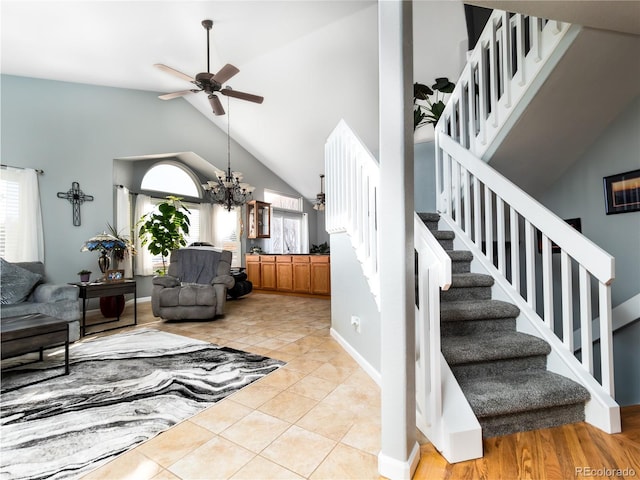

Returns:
106,269,125,282
603,169,640,215
537,218,581,254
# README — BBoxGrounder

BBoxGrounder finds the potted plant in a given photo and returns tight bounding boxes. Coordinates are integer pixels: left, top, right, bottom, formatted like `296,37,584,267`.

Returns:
106,223,136,268
310,242,330,254
414,77,456,131
77,269,91,282
137,195,191,275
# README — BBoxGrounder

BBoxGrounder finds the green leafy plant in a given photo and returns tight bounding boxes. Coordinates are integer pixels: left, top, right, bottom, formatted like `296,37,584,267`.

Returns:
414,77,455,131
106,222,136,265
310,242,330,254
137,196,191,275
77,269,92,275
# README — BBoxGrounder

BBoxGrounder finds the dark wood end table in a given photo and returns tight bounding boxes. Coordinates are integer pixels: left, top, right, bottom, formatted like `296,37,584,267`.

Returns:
70,279,137,336
1,313,70,374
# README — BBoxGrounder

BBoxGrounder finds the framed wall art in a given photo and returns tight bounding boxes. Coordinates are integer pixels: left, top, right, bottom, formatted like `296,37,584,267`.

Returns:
603,169,640,215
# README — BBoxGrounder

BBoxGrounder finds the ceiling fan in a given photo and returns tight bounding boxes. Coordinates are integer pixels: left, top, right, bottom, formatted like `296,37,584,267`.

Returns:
154,19,264,116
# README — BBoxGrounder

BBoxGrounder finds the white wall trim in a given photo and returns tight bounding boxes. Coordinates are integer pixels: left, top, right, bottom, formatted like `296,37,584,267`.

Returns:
574,293,640,351
378,441,420,480
330,328,381,386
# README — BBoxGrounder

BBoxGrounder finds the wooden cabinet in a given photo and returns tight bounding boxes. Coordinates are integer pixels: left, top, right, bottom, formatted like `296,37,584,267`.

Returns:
260,255,277,290
293,257,311,293
245,254,330,297
247,200,271,238
310,255,331,295
245,256,261,289
276,256,293,291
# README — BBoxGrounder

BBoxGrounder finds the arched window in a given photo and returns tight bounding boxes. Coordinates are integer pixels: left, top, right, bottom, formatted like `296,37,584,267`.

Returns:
141,163,200,198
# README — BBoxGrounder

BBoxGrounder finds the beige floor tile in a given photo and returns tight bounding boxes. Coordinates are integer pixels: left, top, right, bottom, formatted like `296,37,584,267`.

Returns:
221,410,290,453
296,401,357,441
282,357,325,375
258,390,318,423
255,367,306,390
151,469,181,480
261,425,336,478
275,342,313,357
287,375,337,401
255,337,291,350
136,420,215,468
323,383,380,419
231,456,303,480
310,443,379,480
189,399,252,434
229,382,282,409
312,363,357,384
168,436,255,480
234,334,271,345
341,417,382,456
82,450,162,480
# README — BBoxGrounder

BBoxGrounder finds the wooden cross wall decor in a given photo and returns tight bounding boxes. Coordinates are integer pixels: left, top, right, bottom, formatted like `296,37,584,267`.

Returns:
57,181,94,226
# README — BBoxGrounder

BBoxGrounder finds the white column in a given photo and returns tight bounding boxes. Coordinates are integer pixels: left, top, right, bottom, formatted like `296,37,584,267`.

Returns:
377,1,418,479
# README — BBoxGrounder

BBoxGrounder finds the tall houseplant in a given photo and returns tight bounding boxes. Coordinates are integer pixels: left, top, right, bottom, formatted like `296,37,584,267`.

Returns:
137,196,191,275
414,77,455,131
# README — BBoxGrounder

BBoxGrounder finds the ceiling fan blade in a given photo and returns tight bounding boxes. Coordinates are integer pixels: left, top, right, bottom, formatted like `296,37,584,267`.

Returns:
212,64,240,84
208,94,225,115
221,88,264,104
158,90,196,100
154,63,194,83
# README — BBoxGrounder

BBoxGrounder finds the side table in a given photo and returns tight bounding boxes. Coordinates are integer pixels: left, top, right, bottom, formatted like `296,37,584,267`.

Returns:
70,280,137,336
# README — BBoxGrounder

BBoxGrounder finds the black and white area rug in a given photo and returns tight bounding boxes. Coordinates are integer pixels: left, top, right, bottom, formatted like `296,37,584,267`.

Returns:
0,328,285,480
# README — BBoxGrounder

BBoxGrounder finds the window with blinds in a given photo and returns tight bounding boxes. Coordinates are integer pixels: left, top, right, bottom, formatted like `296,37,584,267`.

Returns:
0,176,19,259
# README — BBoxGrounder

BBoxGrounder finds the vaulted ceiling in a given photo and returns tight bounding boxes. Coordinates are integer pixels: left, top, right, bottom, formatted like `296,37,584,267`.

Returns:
0,1,468,201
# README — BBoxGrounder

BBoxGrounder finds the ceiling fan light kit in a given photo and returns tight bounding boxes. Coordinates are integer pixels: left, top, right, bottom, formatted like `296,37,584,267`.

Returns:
313,174,326,211
156,19,262,212
154,19,263,116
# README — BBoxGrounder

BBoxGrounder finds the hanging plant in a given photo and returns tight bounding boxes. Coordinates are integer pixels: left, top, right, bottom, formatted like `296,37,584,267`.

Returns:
414,77,455,131
137,196,191,275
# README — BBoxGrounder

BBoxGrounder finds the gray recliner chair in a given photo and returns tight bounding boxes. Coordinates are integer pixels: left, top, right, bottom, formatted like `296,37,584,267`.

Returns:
151,248,235,320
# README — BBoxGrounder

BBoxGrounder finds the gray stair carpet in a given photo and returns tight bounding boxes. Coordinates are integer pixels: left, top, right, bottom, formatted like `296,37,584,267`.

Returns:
420,212,590,438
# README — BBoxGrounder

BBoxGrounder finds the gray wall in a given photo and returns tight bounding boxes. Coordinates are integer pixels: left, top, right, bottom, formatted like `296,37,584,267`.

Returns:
1,74,319,287
537,96,640,406
414,140,437,213
330,232,381,373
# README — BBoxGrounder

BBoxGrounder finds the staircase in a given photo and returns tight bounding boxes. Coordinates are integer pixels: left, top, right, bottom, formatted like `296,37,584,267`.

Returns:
420,212,590,437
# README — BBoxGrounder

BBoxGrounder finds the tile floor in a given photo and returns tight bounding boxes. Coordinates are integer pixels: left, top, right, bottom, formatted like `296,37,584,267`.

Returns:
81,293,382,480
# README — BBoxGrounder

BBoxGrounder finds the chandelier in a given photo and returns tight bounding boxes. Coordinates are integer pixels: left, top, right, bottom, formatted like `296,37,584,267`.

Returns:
202,96,255,211
313,174,325,211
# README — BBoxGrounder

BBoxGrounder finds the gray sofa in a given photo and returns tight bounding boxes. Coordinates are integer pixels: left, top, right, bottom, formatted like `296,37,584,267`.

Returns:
0,259,81,341
151,248,235,320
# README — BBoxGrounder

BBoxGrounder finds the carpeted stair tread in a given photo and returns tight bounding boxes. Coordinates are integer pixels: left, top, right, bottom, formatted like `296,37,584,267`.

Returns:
440,299,520,321
432,230,455,241
449,273,494,288
442,331,551,365
458,371,590,418
418,212,441,223
447,250,474,261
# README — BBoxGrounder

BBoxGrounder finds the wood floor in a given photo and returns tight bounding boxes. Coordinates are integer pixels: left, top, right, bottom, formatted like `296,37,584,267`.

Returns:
414,405,640,480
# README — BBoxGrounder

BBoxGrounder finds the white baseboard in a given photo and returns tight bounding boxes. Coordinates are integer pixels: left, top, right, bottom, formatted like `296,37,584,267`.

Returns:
378,442,420,480
330,328,381,386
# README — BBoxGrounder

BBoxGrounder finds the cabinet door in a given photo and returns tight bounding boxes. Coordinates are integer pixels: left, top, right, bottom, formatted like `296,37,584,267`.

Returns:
246,256,261,289
293,260,311,293
276,256,293,291
310,256,331,295
261,257,277,290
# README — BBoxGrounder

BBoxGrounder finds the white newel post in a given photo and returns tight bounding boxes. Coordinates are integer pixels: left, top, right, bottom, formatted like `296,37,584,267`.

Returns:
377,1,419,479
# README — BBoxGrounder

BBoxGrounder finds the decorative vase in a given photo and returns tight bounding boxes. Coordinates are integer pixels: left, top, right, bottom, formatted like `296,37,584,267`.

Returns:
98,251,110,274
100,295,125,318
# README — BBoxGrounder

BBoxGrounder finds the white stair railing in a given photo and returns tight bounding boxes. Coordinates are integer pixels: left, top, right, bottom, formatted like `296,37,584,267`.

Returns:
414,213,482,463
442,10,579,160
325,120,380,306
435,131,619,432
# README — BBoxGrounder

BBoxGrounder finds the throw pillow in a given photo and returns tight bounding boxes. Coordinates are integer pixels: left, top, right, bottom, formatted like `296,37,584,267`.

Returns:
0,258,43,304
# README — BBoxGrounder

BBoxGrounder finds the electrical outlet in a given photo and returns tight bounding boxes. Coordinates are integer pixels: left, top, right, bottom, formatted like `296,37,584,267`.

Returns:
351,315,361,333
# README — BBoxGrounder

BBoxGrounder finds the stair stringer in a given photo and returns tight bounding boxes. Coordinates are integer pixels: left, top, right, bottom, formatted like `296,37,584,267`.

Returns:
440,214,622,434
